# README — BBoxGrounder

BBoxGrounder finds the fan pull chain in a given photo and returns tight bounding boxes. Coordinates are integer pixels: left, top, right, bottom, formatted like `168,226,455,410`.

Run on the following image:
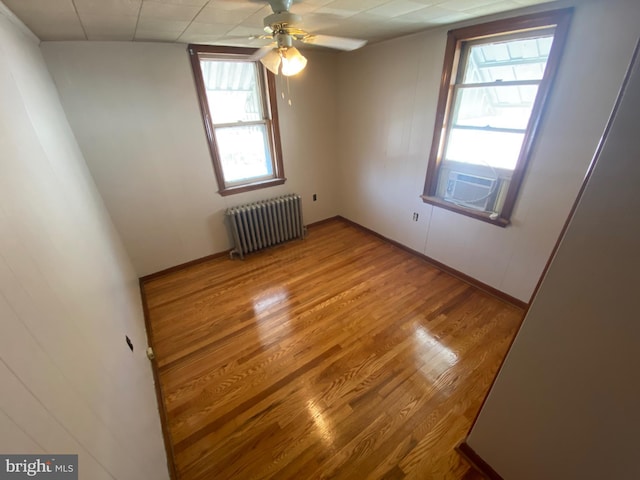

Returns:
278,73,294,107
279,73,286,102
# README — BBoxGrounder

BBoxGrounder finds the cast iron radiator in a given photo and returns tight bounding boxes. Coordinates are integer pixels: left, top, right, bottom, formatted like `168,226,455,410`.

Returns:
226,194,306,259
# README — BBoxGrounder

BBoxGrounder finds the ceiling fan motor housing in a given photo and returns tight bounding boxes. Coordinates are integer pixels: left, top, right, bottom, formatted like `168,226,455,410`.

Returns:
264,11,302,33
268,0,293,13
275,32,294,48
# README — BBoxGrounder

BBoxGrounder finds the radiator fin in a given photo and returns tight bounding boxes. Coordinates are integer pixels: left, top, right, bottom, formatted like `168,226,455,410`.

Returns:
226,194,305,259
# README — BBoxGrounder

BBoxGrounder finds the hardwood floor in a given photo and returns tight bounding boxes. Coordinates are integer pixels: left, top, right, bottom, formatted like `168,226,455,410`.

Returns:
142,218,523,479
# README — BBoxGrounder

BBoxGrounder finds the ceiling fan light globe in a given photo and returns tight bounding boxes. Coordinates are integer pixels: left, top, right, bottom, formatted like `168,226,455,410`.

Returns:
281,47,307,76
260,49,282,75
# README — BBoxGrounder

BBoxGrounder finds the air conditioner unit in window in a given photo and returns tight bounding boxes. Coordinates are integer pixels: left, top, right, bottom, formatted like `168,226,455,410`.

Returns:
444,171,496,211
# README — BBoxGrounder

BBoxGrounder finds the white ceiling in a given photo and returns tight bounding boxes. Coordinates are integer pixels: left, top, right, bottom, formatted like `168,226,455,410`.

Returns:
3,0,556,47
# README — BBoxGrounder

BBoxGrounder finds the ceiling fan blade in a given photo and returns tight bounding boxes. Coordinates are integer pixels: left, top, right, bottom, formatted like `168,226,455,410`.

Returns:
215,34,262,41
300,34,367,51
248,44,276,62
212,34,272,47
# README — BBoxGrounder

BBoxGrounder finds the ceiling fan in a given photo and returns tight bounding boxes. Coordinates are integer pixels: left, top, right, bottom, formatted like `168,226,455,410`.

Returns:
249,0,368,76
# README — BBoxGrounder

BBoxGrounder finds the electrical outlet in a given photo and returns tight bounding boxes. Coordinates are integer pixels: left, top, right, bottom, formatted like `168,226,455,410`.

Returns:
412,212,419,221
126,336,133,352
313,194,317,201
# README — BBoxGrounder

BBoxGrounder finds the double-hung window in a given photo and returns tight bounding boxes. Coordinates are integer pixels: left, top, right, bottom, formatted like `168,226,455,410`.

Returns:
189,45,285,196
422,9,572,225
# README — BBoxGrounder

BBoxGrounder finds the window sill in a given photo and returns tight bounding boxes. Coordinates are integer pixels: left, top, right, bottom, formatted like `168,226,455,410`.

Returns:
420,195,510,227
219,177,286,196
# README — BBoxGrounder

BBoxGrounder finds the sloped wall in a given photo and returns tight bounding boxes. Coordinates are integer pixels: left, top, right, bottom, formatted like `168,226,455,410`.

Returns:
467,40,640,480
0,6,168,479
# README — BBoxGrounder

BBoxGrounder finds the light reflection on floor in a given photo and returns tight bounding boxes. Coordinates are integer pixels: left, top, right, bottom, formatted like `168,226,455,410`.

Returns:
253,288,336,447
251,287,291,341
252,288,289,316
306,397,335,447
413,326,459,383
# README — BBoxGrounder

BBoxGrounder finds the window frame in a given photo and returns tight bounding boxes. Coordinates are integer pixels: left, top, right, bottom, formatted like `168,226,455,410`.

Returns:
421,9,573,226
188,44,286,196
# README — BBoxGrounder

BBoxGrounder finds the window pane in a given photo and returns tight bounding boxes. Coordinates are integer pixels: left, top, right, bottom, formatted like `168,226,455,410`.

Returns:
453,85,539,130
215,125,273,183
444,128,524,170
462,35,554,84
200,60,263,124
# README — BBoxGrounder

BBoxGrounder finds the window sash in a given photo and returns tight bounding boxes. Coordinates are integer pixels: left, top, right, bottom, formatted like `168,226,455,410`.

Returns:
444,80,541,167
449,125,527,135
213,122,275,186
201,60,268,125
212,119,270,128
456,80,542,88
449,83,540,133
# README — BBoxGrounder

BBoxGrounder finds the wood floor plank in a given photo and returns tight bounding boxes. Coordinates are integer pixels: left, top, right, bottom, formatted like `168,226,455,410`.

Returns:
142,218,523,479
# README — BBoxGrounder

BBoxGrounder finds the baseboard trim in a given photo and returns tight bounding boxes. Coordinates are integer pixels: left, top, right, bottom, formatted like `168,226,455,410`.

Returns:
139,281,178,480
337,216,527,310
139,217,340,283
139,215,526,309
456,442,503,480
139,250,231,284
306,216,341,229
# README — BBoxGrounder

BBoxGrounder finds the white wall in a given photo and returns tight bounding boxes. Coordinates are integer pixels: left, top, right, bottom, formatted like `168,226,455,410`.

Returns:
41,43,340,276
0,5,168,480
466,38,640,480
336,0,640,302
